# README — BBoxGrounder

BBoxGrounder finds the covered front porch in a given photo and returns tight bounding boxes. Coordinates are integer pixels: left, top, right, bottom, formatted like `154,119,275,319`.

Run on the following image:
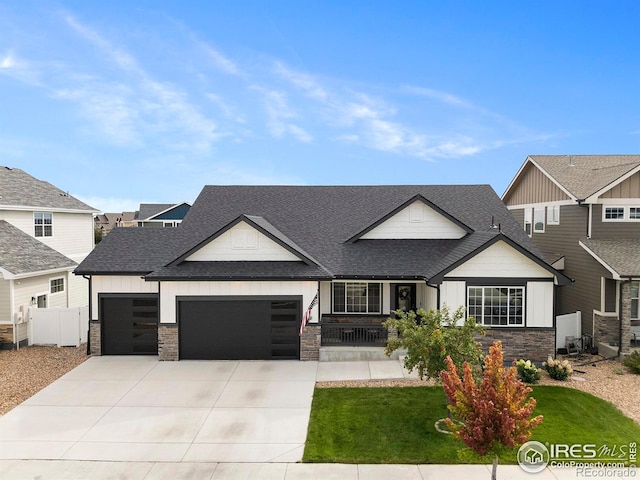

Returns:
315,280,435,360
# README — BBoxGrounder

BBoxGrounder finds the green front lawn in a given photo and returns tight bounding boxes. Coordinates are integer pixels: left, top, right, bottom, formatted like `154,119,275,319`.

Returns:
303,386,640,464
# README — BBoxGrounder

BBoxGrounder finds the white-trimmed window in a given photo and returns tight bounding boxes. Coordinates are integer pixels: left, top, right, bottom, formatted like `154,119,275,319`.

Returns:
34,212,53,237
468,286,524,326
333,282,381,314
547,205,560,225
50,277,64,294
632,281,639,320
629,207,640,220
604,207,625,221
533,207,545,233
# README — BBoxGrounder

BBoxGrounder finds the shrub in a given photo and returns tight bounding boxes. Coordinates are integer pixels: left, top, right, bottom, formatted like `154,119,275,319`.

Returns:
383,306,485,381
516,359,541,384
623,351,640,374
542,356,573,381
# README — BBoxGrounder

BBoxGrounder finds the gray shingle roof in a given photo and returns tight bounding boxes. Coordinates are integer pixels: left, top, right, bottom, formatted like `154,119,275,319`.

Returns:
78,185,558,282
530,155,640,200
75,227,189,274
580,238,640,277
135,204,176,220
0,220,76,276
0,167,96,211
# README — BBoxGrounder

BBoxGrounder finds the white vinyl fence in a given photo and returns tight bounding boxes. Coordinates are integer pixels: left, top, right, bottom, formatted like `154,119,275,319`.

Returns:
29,306,89,347
556,311,581,351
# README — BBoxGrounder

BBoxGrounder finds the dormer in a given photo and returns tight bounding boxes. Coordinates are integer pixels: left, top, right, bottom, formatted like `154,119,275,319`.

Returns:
347,195,472,242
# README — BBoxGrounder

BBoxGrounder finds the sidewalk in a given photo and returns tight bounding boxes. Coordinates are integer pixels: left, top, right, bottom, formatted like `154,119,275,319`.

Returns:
0,460,584,479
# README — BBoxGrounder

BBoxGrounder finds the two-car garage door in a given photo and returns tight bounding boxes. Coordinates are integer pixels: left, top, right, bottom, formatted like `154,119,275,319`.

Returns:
100,294,300,360
178,297,301,360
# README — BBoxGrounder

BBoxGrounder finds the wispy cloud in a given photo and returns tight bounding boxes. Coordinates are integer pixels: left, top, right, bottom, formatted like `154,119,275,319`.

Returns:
0,51,41,85
252,86,313,143
54,14,221,151
402,85,474,108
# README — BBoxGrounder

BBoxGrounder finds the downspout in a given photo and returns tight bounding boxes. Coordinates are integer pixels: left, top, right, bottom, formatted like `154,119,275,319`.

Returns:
83,275,91,355
9,279,16,349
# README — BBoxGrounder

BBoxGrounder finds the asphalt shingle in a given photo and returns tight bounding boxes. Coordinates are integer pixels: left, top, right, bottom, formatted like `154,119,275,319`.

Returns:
581,238,640,277
0,167,96,211
0,220,76,275
78,185,551,280
530,155,640,200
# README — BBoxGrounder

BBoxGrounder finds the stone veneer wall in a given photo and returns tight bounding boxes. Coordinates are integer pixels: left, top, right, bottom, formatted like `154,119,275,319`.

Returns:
477,328,555,363
0,325,15,349
300,324,320,361
594,313,619,349
89,321,101,355
158,324,179,361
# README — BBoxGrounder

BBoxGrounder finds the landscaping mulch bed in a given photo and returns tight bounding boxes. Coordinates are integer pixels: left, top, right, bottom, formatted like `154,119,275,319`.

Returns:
0,345,89,415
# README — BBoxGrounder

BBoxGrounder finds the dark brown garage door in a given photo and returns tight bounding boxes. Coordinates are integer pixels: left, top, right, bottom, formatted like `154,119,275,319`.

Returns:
178,297,300,360
100,294,158,355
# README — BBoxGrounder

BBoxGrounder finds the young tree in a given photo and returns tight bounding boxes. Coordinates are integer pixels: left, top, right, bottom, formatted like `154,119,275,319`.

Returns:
384,305,485,381
441,341,543,480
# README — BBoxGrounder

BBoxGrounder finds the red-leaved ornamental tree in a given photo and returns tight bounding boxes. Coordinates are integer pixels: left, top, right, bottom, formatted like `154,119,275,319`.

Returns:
441,341,543,480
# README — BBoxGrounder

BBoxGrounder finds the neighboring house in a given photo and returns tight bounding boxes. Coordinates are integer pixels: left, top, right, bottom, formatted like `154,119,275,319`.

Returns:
134,202,191,228
94,212,136,235
502,155,640,356
75,185,570,362
0,167,98,348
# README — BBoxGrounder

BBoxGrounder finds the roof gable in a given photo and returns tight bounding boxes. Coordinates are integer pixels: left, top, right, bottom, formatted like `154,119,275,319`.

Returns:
447,239,554,278
502,159,574,205
185,219,301,262
175,215,321,266
347,195,472,242
522,155,640,201
147,202,191,221
430,233,571,285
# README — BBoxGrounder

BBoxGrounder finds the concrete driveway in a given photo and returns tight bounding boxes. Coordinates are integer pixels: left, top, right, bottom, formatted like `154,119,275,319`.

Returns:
0,356,320,463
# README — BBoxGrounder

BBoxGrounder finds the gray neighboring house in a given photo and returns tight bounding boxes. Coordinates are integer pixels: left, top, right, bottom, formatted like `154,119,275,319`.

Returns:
0,166,98,348
503,155,640,357
134,202,191,228
76,185,570,362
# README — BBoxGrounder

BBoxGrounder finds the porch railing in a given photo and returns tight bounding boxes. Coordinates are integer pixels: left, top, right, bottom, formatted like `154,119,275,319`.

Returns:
321,323,388,347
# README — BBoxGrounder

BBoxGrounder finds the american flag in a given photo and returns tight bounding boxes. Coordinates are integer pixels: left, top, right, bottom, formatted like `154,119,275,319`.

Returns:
299,291,319,335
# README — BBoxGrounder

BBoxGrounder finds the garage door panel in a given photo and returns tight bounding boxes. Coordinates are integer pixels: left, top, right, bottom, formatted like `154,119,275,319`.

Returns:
101,295,158,355
179,298,300,360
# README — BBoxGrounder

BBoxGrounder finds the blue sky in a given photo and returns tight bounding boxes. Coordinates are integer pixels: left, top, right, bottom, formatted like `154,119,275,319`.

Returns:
1,1,639,212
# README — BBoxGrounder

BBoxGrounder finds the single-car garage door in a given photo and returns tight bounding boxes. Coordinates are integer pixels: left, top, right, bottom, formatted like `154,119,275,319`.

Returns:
100,294,158,355
178,297,300,360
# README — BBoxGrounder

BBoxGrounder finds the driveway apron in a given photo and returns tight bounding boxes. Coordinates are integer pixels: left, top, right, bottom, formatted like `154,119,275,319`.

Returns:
0,357,318,463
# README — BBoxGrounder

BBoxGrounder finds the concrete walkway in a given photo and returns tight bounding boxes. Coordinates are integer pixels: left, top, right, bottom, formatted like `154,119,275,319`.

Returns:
0,357,607,479
0,460,603,479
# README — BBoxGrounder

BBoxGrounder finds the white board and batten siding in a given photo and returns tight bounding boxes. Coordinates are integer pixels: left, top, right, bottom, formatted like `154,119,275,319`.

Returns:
91,276,158,320
447,241,552,278
186,222,300,262
361,200,467,240
160,281,319,325
441,240,556,328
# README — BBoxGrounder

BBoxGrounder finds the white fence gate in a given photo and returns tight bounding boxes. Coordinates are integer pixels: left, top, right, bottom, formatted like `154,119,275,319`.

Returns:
556,311,581,351
29,306,89,347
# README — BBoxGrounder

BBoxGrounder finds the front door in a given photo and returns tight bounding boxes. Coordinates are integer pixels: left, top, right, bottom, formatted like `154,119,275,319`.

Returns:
395,284,416,313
